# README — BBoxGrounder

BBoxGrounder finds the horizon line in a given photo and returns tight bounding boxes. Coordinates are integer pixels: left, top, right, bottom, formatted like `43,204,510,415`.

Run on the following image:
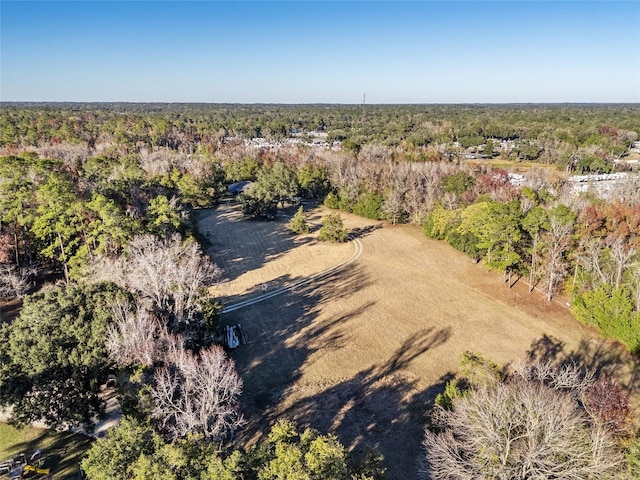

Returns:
2,101,640,106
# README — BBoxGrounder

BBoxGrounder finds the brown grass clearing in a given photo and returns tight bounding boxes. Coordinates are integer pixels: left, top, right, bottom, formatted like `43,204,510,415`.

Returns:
198,202,640,479
196,204,355,304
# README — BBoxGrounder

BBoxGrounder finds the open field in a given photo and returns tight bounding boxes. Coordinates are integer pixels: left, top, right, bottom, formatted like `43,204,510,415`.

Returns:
211,204,640,477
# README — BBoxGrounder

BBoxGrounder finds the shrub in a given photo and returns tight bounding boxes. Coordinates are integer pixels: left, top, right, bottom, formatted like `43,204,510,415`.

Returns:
318,213,348,243
628,436,640,479
446,230,484,261
572,285,640,354
323,191,340,209
353,191,383,220
288,206,310,234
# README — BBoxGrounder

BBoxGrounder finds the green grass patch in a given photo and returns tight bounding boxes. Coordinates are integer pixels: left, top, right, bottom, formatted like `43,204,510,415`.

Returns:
0,422,93,479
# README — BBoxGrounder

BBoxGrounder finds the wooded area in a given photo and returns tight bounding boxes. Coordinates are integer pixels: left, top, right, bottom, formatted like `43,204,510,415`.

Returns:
1,103,640,478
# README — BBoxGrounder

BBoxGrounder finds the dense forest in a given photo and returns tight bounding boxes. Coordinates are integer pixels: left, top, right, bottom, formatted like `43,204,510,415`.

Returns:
2,103,639,167
1,103,640,478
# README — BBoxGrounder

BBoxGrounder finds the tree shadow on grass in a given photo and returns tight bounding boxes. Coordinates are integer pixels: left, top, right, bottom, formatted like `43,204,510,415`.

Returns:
1,426,92,479
527,334,640,425
221,251,454,477
196,203,316,283
527,334,640,384
349,224,382,240
277,326,452,478
223,258,451,476
224,263,372,421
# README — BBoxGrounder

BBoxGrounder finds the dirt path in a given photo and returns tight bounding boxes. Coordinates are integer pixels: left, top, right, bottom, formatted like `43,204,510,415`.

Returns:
199,203,640,479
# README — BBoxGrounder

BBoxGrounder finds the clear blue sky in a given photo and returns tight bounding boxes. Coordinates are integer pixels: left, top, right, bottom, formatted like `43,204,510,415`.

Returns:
1,1,639,103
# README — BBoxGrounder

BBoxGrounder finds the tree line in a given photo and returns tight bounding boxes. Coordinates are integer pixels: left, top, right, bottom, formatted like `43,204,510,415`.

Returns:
2,103,639,170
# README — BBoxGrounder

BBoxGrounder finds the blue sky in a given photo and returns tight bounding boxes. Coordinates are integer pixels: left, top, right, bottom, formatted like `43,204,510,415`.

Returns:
1,1,639,103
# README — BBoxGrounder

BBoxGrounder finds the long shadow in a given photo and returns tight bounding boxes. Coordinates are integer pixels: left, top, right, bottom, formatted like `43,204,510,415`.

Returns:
225,257,452,478
0,298,23,326
222,262,374,441
208,204,452,477
527,334,640,423
2,427,92,478
219,253,371,310
349,224,382,240
195,203,317,283
379,328,452,377
276,327,452,479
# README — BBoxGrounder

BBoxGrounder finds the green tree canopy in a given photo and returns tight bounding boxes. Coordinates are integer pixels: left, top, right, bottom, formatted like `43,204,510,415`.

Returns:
353,191,383,220
442,172,475,196
457,200,523,273
81,417,163,480
83,418,384,480
288,206,310,234
31,174,83,281
249,419,349,480
297,163,330,199
252,162,300,209
572,285,640,354
146,195,186,237
241,162,300,218
0,281,127,428
319,213,349,243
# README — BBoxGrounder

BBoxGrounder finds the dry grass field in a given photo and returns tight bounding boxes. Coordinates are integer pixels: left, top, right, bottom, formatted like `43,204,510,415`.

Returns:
197,203,640,479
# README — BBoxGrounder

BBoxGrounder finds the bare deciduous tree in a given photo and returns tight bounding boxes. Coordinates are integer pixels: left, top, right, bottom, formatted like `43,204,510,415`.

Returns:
512,360,595,394
325,154,360,206
95,234,220,329
612,173,640,206
576,237,638,295
36,144,92,171
577,237,612,289
422,371,625,480
631,262,640,312
405,163,450,223
381,185,406,225
609,238,636,289
0,264,35,300
138,148,173,177
540,209,574,301
151,340,243,442
106,299,165,367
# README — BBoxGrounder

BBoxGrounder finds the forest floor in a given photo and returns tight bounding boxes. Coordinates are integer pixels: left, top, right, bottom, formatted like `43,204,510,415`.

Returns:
204,203,640,478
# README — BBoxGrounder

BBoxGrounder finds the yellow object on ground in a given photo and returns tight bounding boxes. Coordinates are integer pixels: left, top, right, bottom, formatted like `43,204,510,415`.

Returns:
23,464,50,474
